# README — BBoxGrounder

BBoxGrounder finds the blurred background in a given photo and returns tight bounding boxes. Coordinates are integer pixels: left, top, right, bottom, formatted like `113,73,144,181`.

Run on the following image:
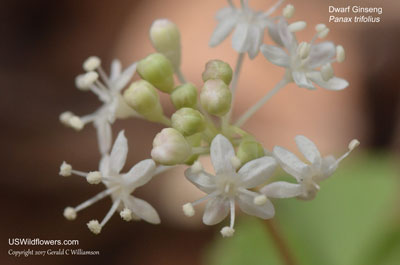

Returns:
1,0,399,264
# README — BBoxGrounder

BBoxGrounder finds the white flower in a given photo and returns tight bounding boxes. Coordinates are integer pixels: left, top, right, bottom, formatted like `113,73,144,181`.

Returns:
260,18,349,90
183,134,277,237
209,0,285,59
261,135,359,200
62,130,164,234
61,58,139,154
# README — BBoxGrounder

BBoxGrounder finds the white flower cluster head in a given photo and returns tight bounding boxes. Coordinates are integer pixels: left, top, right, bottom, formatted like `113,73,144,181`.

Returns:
59,0,359,237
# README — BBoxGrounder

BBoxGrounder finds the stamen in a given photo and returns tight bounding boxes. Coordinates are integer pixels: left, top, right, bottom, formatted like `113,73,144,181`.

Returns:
59,111,73,126
83,71,99,87
254,194,267,205
100,199,121,227
120,208,133,221
86,171,103,184
71,169,89,177
265,0,286,16
312,182,320,190
97,66,111,87
283,4,294,18
227,0,235,8
59,161,72,177
297,42,311,59
336,45,345,63
315,23,327,32
87,220,102,234
321,63,334,81
182,203,195,217
83,56,101,72
230,156,241,170
220,199,236,237
74,186,119,212
69,116,84,131
63,207,77,220
288,21,307,32
317,28,330,39
75,74,90,91
332,139,360,167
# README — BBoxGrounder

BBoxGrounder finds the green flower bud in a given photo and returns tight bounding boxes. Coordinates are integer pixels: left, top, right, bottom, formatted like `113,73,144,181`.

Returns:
202,60,233,85
150,19,181,70
123,80,163,121
137,53,175,94
237,138,265,165
200,79,232,116
151,128,191,165
184,133,203,165
170,83,198,109
171,108,205,136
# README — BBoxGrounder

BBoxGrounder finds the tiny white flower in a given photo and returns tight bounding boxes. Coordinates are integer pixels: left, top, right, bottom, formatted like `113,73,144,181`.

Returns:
183,134,277,236
209,0,286,59
260,18,349,90
62,130,164,234
61,58,139,154
261,135,359,200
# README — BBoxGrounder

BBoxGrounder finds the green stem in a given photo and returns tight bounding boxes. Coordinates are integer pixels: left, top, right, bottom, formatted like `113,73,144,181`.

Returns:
235,78,288,127
265,219,297,265
223,53,245,128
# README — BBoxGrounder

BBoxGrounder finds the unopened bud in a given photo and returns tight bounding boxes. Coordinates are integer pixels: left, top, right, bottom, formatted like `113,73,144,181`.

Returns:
283,4,295,19
171,83,198,109
137,53,175,93
151,128,191,165
123,80,163,121
200,79,232,116
171,108,205,136
150,19,181,70
202,60,233,85
237,138,265,165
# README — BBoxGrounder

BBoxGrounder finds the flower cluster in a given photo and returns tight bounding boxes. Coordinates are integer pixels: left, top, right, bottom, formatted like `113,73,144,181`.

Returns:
59,0,359,237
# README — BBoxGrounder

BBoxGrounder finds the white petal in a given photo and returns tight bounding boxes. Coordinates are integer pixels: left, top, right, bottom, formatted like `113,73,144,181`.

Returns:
94,117,112,155
110,59,122,81
111,62,137,92
295,135,322,168
277,18,295,52
261,181,303,198
203,197,229,225
317,155,337,181
122,159,156,188
216,7,236,21
99,155,110,176
232,22,251,53
308,42,335,68
209,16,238,47
266,21,283,46
273,146,312,181
238,156,277,188
260,44,289,67
237,190,275,219
124,196,160,224
307,71,348,90
292,71,315,90
247,25,263,59
210,134,235,174
184,167,216,193
109,130,128,174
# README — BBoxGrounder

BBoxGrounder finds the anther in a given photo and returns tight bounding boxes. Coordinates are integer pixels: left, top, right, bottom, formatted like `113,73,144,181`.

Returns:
86,171,102,184
220,226,235,237
288,21,307,32
87,220,102,234
59,161,72,177
283,4,295,19
63,207,77,220
254,195,267,205
182,203,195,217
336,45,345,63
83,56,101,72
120,208,133,222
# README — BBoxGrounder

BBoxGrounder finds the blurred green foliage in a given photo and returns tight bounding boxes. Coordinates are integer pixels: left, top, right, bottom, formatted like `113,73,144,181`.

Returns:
205,153,400,265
